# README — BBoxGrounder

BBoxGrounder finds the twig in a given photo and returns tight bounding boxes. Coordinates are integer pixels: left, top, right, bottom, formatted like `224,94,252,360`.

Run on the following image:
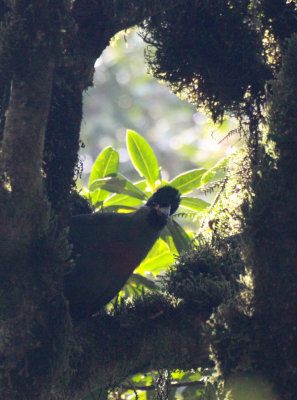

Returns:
121,380,205,391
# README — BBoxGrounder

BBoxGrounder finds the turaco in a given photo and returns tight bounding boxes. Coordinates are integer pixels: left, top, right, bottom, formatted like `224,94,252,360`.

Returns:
64,186,180,320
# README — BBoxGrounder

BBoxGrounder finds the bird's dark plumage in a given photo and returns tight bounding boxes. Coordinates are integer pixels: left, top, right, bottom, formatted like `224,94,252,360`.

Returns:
64,186,180,319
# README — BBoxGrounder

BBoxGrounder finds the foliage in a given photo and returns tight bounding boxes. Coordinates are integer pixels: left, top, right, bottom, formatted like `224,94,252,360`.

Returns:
164,237,244,316
86,130,228,300
106,369,205,400
79,30,237,189
81,130,235,400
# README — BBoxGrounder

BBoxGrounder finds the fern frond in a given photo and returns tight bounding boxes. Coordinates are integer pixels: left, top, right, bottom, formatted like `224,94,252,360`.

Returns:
200,179,225,195
175,211,198,219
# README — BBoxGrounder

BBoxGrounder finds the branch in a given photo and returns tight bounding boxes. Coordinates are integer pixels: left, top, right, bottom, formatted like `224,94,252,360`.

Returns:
2,60,54,198
72,0,184,69
0,58,54,246
102,0,185,36
74,0,183,35
64,300,211,400
122,380,205,391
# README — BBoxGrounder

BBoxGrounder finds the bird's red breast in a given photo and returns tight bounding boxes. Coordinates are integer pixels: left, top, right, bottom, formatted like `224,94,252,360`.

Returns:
106,241,144,276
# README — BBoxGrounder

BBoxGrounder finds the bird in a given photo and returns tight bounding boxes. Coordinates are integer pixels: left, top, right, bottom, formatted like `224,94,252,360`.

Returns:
64,186,180,320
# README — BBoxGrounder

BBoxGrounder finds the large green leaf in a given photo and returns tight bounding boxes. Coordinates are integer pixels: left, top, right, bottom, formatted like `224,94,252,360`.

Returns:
180,196,210,212
136,238,175,275
88,147,119,204
131,373,152,385
169,169,206,194
127,273,159,290
114,274,158,304
103,179,151,208
160,226,177,253
166,219,192,253
126,130,160,190
89,174,147,200
135,180,151,191
104,193,144,208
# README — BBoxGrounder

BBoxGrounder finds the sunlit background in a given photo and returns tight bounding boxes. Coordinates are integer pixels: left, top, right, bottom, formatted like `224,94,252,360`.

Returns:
79,30,238,187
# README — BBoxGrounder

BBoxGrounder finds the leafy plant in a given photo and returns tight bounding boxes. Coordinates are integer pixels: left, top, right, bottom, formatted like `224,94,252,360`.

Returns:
87,130,225,298
83,131,224,399
105,369,206,400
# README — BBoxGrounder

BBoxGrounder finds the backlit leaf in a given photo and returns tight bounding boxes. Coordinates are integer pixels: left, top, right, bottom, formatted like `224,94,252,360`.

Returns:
169,169,206,194
88,147,119,204
126,130,160,190
160,227,177,253
180,196,210,212
166,219,192,253
127,273,158,290
104,193,144,208
136,238,175,275
89,174,147,200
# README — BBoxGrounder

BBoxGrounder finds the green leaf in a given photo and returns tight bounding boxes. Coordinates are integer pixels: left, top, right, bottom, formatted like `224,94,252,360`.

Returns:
136,238,174,275
88,147,119,185
126,129,160,190
166,219,192,253
160,227,178,253
116,274,158,303
89,174,147,200
127,273,158,290
200,156,229,186
180,197,210,212
171,370,185,381
169,169,206,194
104,193,144,208
119,283,141,299
186,372,202,382
103,180,151,208
131,373,152,385
136,179,153,194
88,147,119,204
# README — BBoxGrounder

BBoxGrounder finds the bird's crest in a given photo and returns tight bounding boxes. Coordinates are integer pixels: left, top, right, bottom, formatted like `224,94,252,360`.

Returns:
146,186,180,216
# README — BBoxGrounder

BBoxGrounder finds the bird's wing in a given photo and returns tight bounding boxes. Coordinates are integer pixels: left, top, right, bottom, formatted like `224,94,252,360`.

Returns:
65,208,163,318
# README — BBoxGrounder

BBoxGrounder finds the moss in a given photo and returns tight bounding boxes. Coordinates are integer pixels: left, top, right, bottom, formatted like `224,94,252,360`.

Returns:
0,206,72,398
260,0,297,43
164,237,244,319
140,0,270,121
211,305,254,377
241,34,297,399
69,190,93,216
43,72,83,218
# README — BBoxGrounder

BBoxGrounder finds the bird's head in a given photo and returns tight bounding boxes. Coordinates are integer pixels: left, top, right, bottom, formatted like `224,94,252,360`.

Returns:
145,186,181,230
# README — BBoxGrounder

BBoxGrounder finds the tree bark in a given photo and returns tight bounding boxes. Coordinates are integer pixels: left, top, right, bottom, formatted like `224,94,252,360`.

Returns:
0,57,54,248
65,304,210,400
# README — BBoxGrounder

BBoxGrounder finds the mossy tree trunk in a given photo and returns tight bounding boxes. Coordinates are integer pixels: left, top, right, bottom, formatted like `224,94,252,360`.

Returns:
0,1,203,399
243,33,297,399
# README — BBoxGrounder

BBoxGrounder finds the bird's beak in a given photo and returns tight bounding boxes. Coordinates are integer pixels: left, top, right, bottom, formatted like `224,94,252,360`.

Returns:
153,204,171,218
